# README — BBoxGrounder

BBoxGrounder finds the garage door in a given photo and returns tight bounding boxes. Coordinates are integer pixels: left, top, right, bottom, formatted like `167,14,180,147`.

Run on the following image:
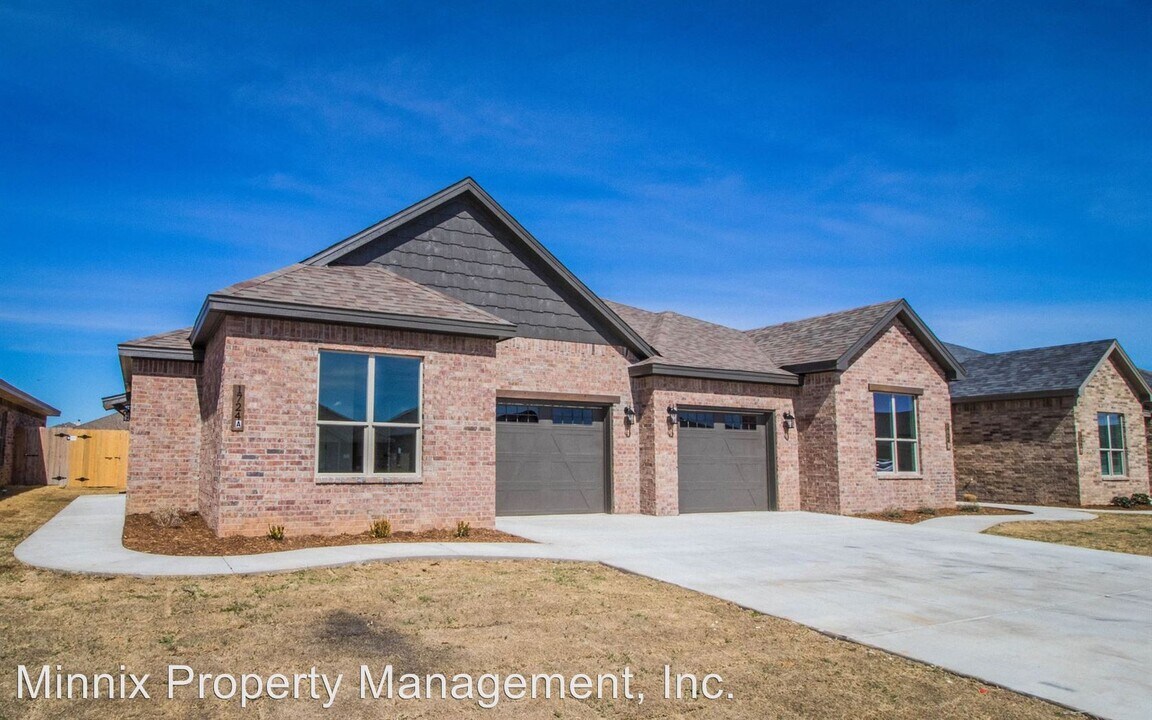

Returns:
496,403,608,515
677,411,774,512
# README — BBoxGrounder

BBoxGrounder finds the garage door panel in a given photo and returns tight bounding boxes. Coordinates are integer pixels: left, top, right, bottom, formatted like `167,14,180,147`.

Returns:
496,404,607,515
678,413,772,513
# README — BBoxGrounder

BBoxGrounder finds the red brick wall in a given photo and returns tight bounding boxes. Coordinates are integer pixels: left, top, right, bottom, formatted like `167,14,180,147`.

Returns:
126,359,202,514
202,317,499,537
0,398,48,486
951,396,1080,505
1075,354,1150,504
633,375,801,515
494,337,640,513
793,372,841,513
834,320,956,514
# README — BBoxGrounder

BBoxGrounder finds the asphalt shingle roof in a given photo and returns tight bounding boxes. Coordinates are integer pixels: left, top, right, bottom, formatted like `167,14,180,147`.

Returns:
745,300,902,369
211,264,513,327
119,327,193,351
942,342,989,365
949,340,1115,400
605,301,793,377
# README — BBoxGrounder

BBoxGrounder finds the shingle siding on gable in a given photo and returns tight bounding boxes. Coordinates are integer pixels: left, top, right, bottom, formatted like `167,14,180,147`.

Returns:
334,197,616,346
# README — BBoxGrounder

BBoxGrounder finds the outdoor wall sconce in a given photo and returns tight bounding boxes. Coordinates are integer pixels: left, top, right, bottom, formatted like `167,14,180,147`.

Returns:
782,412,796,430
623,405,637,425
666,405,678,424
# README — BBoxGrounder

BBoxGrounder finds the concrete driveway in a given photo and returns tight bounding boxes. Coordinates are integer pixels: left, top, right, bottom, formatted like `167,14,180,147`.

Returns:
498,511,1152,720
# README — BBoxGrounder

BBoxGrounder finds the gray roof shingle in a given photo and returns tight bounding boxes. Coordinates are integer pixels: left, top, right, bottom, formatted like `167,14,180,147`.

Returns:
605,301,794,378
942,342,989,365
211,264,513,327
745,300,903,369
949,340,1116,400
120,327,193,351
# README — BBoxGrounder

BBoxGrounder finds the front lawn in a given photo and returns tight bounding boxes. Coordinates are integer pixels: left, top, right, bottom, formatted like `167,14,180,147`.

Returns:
985,513,1152,556
1,487,1076,718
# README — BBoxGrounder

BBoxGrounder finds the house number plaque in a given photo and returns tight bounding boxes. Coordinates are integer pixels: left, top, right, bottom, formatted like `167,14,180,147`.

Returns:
232,384,245,432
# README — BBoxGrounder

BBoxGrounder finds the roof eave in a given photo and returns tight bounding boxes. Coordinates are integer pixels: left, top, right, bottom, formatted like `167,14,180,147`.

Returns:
0,379,60,417
951,388,1079,403
189,295,519,346
101,393,128,411
629,362,800,386
299,178,657,359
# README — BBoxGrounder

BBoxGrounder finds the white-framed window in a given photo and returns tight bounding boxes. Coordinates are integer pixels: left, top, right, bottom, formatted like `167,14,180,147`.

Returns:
1098,412,1126,477
315,351,421,475
874,392,918,473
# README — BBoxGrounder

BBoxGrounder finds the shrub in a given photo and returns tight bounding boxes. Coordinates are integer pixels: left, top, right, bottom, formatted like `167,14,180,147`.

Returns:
370,519,392,539
961,493,978,503
882,507,905,519
454,521,471,538
267,525,285,541
958,503,980,513
916,506,938,516
1111,495,1135,509
151,507,184,529
1131,493,1150,506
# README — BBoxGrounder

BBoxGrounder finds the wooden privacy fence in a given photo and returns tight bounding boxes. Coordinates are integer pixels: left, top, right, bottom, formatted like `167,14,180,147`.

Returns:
13,427,128,490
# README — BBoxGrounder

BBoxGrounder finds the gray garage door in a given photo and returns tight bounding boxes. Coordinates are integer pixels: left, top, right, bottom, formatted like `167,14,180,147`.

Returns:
677,411,774,513
496,403,608,515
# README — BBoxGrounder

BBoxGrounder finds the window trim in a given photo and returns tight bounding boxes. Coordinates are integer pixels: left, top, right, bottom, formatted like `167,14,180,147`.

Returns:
874,392,920,476
1098,412,1127,478
314,350,423,480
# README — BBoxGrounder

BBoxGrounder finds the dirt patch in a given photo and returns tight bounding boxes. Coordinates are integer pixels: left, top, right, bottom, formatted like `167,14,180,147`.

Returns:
122,511,531,556
1,488,1082,718
986,513,1152,556
855,506,1029,524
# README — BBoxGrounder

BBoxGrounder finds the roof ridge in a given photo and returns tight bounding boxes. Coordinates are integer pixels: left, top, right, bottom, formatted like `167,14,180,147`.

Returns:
746,299,903,334
972,338,1115,359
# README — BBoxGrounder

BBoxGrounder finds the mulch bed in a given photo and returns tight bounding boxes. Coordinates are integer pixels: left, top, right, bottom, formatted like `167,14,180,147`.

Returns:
122,512,531,556
855,506,1029,525
1082,505,1152,512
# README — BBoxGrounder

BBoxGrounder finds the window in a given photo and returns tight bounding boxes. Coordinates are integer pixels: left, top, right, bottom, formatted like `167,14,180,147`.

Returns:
723,414,758,430
316,351,421,475
1098,413,1126,477
552,406,594,425
874,393,918,473
678,411,715,429
496,404,540,423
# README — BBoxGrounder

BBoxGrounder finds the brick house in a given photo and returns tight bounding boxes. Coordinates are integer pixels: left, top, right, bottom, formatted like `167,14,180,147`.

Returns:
116,178,964,536
949,341,1152,506
0,378,60,486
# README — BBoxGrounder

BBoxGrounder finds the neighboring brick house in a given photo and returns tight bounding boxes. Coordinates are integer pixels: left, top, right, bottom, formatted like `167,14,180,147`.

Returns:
116,178,964,536
949,341,1152,506
0,378,60,486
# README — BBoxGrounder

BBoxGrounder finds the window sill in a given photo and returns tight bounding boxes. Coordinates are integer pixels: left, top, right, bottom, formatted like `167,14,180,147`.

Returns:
1101,476,1130,481
315,475,423,486
876,473,924,480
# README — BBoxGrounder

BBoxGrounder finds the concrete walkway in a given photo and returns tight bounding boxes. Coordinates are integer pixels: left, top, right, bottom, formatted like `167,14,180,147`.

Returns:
13,495,577,576
15,496,1152,719
915,503,1097,532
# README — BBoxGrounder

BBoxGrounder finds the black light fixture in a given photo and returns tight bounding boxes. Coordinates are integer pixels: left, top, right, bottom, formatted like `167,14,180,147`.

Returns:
623,405,637,424
782,412,796,430
667,404,678,424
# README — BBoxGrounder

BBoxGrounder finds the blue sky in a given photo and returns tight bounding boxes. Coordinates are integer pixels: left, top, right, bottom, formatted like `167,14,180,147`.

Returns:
2,1,1150,424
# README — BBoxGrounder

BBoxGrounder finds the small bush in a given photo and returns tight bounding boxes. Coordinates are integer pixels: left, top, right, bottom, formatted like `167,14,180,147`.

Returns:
881,507,905,519
958,503,980,513
151,507,184,529
267,525,285,541
1111,495,1135,509
370,519,392,539
1131,493,1150,506
961,493,978,503
916,506,938,516
454,521,471,538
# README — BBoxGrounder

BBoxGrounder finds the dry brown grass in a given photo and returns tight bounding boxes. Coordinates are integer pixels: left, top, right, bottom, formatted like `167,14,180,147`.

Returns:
855,506,1027,524
0,487,1079,719
986,513,1152,556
